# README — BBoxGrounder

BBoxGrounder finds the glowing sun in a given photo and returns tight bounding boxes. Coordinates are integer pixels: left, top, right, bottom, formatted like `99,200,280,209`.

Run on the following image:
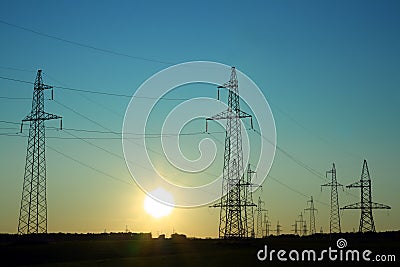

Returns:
144,188,174,218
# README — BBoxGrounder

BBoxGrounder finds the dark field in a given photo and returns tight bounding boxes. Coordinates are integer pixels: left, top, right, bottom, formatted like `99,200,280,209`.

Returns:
0,232,398,266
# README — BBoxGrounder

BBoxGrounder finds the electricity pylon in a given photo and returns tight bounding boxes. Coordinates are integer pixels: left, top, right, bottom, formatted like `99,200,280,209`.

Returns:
296,212,307,236
304,196,317,235
17,70,62,234
276,220,282,236
256,196,267,238
243,164,257,238
292,220,298,235
207,67,253,239
264,213,271,237
321,163,343,234
341,160,391,232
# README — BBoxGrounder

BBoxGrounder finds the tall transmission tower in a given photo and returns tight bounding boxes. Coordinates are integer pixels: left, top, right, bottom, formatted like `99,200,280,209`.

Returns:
341,160,391,232
304,196,317,235
17,70,62,234
321,163,343,234
207,67,253,239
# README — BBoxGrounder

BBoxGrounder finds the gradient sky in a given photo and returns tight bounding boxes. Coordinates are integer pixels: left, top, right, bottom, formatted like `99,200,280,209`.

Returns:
0,0,399,237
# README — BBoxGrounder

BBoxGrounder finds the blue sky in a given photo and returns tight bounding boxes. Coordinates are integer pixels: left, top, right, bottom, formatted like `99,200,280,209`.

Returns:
0,0,399,236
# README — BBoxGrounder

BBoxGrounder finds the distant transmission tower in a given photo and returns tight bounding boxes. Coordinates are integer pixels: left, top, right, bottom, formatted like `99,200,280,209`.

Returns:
256,196,267,238
276,220,282,236
342,160,391,232
321,163,343,234
292,220,298,235
264,213,271,237
243,164,257,238
17,70,62,234
207,67,253,239
296,212,307,236
304,196,317,235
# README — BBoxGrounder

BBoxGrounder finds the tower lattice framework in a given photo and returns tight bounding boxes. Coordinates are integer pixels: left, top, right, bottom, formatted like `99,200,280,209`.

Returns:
243,164,257,238
321,163,342,234
341,160,391,232
207,67,253,239
256,196,267,238
17,70,62,234
304,196,317,235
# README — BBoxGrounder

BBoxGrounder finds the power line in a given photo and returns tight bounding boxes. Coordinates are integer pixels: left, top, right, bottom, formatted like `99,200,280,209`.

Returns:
0,79,361,201
247,124,358,200
3,110,333,210
0,96,30,100
50,101,223,195
1,75,361,204
7,130,220,206
0,75,193,100
0,19,173,65
0,120,21,125
46,144,132,186
269,101,363,161
54,100,118,133
267,174,328,207
0,132,23,136
0,75,33,85
0,66,35,73
1,120,225,137
243,120,327,181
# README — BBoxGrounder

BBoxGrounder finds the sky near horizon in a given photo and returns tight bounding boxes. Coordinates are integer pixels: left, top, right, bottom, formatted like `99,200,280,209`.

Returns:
0,0,399,237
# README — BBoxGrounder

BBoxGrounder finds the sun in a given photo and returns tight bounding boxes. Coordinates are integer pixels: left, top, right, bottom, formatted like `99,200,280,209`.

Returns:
144,188,174,218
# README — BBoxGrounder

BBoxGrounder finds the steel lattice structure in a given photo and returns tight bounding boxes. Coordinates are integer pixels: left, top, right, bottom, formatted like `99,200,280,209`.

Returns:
304,196,317,235
321,163,343,234
275,220,281,236
295,212,307,236
243,164,257,238
207,67,253,239
17,70,62,234
341,160,391,232
264,213,271,237
256,196,267,238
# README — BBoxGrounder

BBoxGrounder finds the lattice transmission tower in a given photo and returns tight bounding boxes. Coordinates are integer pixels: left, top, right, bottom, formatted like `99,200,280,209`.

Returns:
207,67,254,239
321,163,343,234
342,160,391,232
243,164,257,238
296,212,307,236
304,196,317,235
264,212,271,237
256,196,267,238
17,70,62,234
275,220,282,236
291,219,298,235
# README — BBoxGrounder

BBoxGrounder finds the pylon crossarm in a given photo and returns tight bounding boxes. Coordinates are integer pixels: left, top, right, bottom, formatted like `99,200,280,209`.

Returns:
321,182,333,188
42,112,62,121
370,202,391,209
34,83,53,91
346,180,363,188
342,202,391,210
341,202,363,209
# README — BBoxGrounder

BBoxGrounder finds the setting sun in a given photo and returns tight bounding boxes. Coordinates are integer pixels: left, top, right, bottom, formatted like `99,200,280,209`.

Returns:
143,188,174,218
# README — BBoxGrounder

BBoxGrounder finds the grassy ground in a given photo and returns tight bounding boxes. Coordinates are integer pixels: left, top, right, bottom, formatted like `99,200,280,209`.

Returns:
0,232,398,266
